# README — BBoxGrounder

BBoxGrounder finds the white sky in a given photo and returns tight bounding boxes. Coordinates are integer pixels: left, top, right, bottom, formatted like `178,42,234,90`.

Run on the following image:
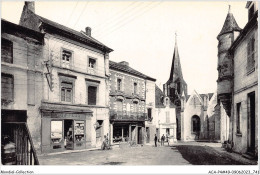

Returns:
1,1,249,95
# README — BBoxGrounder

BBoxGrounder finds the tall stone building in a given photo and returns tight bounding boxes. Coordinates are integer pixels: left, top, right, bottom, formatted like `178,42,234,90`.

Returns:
109,60,156,145
1,19,44,164
19,1,113,153
217,2,258,156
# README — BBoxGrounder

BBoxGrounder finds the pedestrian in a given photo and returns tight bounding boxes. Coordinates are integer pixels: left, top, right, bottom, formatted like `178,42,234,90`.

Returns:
154,134,158,147
166,134,169,146
161,134,165,146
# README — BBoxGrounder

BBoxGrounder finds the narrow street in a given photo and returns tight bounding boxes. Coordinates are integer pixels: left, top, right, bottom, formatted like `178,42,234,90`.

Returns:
38,142,257,165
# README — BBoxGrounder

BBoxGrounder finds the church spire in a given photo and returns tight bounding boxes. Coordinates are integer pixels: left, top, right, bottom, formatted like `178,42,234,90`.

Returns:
168,32,183,82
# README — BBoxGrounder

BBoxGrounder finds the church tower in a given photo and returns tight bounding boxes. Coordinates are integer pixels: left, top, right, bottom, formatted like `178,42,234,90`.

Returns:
217,5,241,116
163,33,187,106
163,34,187,140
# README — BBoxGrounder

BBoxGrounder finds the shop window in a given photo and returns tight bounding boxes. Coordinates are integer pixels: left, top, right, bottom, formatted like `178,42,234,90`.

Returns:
74,121,85,142
88,58,96,69
236,103,241,134
61,49,72,68
247,37,255,73
1,38,13,64
191,115,200,133
88,86,97,105
51,121,63,148
117,78,122,91
61,82,73,102
1,73,14,102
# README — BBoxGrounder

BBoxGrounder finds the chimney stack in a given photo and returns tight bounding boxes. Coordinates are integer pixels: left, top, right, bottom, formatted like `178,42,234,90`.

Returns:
85,27,91,36
25,1,35,13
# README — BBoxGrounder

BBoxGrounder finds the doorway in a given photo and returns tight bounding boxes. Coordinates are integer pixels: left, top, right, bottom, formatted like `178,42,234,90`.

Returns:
138,127,142,144
64,120,73,149
146,127,150,143
247,92,256,153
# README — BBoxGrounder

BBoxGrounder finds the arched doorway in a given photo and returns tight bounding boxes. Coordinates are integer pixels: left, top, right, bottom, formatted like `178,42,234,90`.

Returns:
191,115,200,140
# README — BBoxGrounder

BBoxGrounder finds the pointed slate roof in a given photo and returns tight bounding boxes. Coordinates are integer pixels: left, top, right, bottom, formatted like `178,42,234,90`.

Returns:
167,34,186,85
217,5,241,38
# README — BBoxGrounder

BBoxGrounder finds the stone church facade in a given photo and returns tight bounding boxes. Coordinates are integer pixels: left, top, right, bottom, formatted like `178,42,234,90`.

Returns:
155,35,229,142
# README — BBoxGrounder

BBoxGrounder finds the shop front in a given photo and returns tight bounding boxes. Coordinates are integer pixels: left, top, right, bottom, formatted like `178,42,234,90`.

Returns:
40,104,93,153
112,121,144,145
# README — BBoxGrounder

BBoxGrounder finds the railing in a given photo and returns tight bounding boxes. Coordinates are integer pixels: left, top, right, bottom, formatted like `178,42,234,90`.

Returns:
3,123,40,165
110,110,147,121
25,123,39,165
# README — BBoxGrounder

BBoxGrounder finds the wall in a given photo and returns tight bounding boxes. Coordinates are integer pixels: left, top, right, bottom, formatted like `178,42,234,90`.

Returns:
42,34,110,150
109,69,146,113
233,25,258,154
1,32,44,153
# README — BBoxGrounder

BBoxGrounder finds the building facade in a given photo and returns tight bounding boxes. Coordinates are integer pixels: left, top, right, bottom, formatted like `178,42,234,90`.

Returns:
109,61,156,145
1,19,44,164
217,2,258,156
19,1,113,153
155,85,177,143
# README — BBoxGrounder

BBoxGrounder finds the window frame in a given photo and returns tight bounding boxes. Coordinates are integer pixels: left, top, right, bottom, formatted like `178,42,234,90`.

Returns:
236,102,241,134
88,57,97,69
59,75,76,103
117,78,122,91
1,38,13,64
247,36,255,74
133,82,138,94
61,48,73,69
86,80,99,106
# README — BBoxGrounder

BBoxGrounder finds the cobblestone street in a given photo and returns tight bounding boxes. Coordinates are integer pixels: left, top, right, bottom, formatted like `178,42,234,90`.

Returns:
38,142,257,165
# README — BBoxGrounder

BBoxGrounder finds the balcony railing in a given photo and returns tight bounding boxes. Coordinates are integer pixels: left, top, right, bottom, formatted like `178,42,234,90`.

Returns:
110,110,147,121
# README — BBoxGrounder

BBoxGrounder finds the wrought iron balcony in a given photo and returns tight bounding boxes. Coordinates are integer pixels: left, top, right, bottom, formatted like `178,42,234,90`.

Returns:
110,110,147,121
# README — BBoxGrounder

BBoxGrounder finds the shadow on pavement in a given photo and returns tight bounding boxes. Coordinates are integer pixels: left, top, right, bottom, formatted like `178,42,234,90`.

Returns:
172,145,247,165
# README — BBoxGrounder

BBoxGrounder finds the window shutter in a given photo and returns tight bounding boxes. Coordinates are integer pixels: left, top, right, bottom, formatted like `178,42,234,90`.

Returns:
88,86,97,105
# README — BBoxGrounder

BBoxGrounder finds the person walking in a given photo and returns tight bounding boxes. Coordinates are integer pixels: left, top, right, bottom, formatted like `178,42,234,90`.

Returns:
154,134,158,147
161,134,165,146
166,134,169,146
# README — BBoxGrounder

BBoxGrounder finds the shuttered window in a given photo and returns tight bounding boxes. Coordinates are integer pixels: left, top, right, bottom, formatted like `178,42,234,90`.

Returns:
247,37,255,73
1,74,14,101
1,38,13,63
166,111,170,123
88,86,97,105
61,82,73,102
